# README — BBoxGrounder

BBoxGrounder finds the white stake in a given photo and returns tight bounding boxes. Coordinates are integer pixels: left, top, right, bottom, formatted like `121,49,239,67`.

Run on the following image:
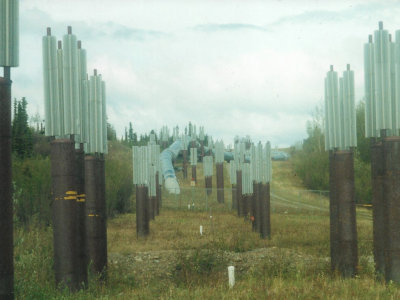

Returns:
200,225,203,235
228,266,235,288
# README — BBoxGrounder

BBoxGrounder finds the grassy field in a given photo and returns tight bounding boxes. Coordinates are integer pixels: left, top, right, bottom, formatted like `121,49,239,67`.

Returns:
14,160,399,299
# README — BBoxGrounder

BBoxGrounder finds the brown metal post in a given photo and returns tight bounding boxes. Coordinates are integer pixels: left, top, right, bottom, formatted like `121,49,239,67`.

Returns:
85,155,107,280
192,165,197,183
383,136,400,283
329,150,339,271
0,73,14,299
155,172,160,216
149,196,156,220
256,182,262,233
183,149,188,179
371,140,385,275
231,184,237,210
252,182,258,231
51,139,78,291
335,150,358,277
236,170,243,216
136,185,149,237
260,182,271,239
216,162,224,203
205,176,212,196
75,145,87,288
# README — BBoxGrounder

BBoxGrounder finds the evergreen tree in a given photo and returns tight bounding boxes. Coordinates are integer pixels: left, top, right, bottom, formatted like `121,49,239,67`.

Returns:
12,97,33,159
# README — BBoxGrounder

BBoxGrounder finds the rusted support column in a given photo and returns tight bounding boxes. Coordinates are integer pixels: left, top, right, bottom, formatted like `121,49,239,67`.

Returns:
329,150,339,272
136,185,149,237
236,170,243,216
51,139,78,291
216,162,224,203
252,182,258,231
85,155,107,280
205,176,212,196
183,149,188,179
256,182,262,233
231,184,237,210
75,145,87,288
260,182,271,239
155,172,160,216
383,136,400,283
335,150,358,277
149,195,156,221
242,194,248,216
371,140,385,275
0,75,13,299
192,165,197,183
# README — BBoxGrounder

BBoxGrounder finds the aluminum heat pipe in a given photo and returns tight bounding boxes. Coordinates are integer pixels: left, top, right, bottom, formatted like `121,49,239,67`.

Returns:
160,140,182,194
160,139,239,194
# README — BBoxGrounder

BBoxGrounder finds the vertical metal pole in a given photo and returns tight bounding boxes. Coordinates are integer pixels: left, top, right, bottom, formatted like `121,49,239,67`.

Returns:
383,136,400,283
183,149,188,179
260,182,271,239
0,70,13,300
85,155,107,280
252,182,258,231
192,165,197,183
256,182,262,233
144,186,150,233
51,139,78,291
136,185,147,236
242,195,248,217
335,150,358,277
329,150,339,271
231,184,237,210
75,145,87,288
155,172,160,216
371,139,385,275
205,176,212,196
216,163,224,203
236,170,243,216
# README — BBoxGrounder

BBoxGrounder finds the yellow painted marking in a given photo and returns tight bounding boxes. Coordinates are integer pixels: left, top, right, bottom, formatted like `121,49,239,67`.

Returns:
88,214,100,217
64,196,77,200
78,194,86,198
66,191,77,195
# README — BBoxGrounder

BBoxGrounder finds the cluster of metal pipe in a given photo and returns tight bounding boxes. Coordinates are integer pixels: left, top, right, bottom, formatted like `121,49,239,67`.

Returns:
364,22,400,283
0,1,18,298
324,63,358,278
230,138,272,239
132,139,162,237
42,26,108,291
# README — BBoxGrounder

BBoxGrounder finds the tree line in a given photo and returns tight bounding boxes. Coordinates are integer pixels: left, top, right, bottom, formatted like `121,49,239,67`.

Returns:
292,101,372,204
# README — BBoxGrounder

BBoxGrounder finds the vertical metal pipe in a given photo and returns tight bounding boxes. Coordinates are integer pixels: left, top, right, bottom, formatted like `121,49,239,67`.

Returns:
371,140,385,275
155,172,160,216
144,186,150,233
205,176,212,196
329,150,339,271
216,163,224,203
260,183,271,239
383,136,400,282
0,74,13,299
51,139,78,291
75,145,87,288
192,165,197,183
335,150,358,277
85,155,107,280
97,155,107,280
256,182,262,233
231,184,237,210
236,170,243,216
149,196,156,220
183,149,188,179
242,195,248,216
251,182,258,231
136,185,148,237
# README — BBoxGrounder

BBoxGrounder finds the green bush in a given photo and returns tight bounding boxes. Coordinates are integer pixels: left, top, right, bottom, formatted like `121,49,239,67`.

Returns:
13,156,52,225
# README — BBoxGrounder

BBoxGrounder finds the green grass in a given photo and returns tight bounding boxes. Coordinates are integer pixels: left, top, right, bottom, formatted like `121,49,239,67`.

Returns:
13,159,397,299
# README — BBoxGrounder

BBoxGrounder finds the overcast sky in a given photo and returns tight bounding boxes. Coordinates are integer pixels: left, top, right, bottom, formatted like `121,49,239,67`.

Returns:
10,0,400,147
